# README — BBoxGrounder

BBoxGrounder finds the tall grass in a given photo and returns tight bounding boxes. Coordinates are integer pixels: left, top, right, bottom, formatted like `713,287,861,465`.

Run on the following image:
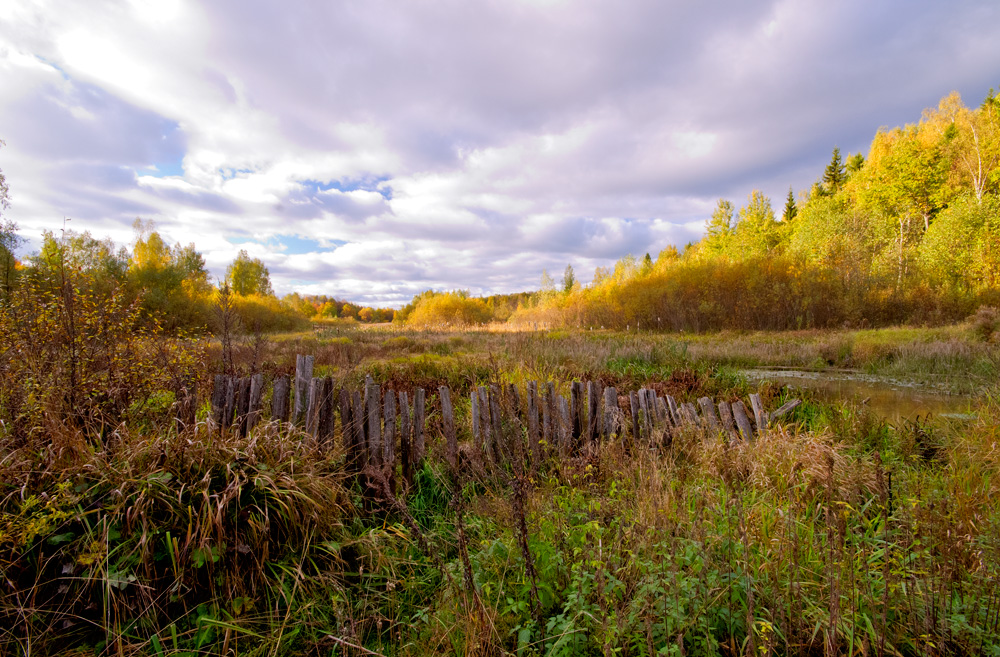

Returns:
2,312,999,654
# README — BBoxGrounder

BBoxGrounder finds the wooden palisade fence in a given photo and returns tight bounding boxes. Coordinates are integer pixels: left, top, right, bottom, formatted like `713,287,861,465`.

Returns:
202,355,801,492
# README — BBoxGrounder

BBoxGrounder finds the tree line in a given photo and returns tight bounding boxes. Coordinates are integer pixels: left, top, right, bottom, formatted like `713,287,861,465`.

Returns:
400,88,1000,330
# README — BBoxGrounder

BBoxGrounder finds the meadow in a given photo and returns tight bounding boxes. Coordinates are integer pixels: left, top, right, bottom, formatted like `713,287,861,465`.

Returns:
2,318,999,656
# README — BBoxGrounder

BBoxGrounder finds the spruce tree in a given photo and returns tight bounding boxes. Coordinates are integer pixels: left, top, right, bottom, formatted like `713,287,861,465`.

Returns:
783,187,797,222
823,147,847,194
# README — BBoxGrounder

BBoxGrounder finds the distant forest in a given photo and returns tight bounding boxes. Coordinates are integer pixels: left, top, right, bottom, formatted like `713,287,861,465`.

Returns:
2,88,998,333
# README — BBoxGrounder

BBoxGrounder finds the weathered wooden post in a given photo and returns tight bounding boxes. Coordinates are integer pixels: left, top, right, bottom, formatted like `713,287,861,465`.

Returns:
319,379,335,444
507,383,521,418
666,395,681,427
603,386,618,442
306,377,320,436
351,390,365,469
271,375,290,423
471,390,481,449
541,382,553,450
558,396,572,457
339,388,355,469
440,386,456,471
718,401,738,439
489,385,504,464
732,401,754,442
586,381,599,451
527,381,540,472
656,398,671,439
236,376,252,436
770,399,802,422
223,376,237,432
638,389,652,442
400,391,412,488
650,391,664,428
682,403,700,427
247,374,263,432
749,393,768,433
698,397,720,432
478,386,492,458
413,388,426,466
293,355,314,426
570,381,583,453
366,383,382,467
383,390,396,493
629,391,641,449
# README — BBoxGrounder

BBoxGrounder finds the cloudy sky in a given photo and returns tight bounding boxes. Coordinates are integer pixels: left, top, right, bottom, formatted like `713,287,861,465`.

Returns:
1,1,998,306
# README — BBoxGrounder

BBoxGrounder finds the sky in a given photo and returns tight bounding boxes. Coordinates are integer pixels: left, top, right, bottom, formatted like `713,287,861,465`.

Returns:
1,0,999,307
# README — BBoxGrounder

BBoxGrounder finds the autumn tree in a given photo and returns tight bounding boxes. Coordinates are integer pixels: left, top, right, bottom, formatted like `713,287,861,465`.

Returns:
128,219,212,329
702,198,735,256
226,249,273,296
846,153,865,176
562,264,577,294
951,91,1000,202
733,190,782,255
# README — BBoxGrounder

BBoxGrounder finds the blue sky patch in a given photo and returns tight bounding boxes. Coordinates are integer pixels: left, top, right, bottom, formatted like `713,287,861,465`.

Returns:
302,175,393,201
228,234,348,254
146,156,185,178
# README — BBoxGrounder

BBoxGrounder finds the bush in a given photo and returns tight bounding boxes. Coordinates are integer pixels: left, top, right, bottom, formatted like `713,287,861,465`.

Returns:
970,305,1000,342
406,291,493,327
0,271,200,443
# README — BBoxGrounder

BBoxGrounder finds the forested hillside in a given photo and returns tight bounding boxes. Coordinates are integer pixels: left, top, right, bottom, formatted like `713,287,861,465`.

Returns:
403,89,1000,331
517,89,1000,331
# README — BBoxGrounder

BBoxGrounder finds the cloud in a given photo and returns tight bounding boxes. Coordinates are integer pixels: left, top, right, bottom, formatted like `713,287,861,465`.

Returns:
2,0,999,304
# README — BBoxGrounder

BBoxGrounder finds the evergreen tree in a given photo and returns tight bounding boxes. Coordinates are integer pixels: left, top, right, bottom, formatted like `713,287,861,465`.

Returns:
783,187,797,222
823,147,847,194
640,252,653,273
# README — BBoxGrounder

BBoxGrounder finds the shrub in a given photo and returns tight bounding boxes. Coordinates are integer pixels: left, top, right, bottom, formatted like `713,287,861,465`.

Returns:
406,291,493,327
969,305,1000,342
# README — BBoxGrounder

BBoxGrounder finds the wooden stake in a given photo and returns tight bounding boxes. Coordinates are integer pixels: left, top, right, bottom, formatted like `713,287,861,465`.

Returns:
629,391,641,448
732,401,754,442
366,383,382,467
749,393,768,433
271,375,290,423
400,391,412,488
440,386,456,471
718,401,738,439
603,386,618,441
527,381,540,472
698,396,721,432
414,388,426,466
293,354,314,426
248,374,263,432
770,399,802,421
383,390,396,493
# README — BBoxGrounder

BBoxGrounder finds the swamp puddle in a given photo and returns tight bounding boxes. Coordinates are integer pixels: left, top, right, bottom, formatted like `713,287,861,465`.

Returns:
742,368,975,424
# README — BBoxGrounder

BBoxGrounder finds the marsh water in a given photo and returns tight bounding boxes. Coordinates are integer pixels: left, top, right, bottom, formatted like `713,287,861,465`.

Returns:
742,368,974,424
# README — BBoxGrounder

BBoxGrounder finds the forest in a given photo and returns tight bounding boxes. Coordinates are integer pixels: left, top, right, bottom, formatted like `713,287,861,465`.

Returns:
401,89,1000,331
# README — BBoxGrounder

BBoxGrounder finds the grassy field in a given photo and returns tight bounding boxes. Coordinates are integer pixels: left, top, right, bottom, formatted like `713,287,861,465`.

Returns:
2,323,999,656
